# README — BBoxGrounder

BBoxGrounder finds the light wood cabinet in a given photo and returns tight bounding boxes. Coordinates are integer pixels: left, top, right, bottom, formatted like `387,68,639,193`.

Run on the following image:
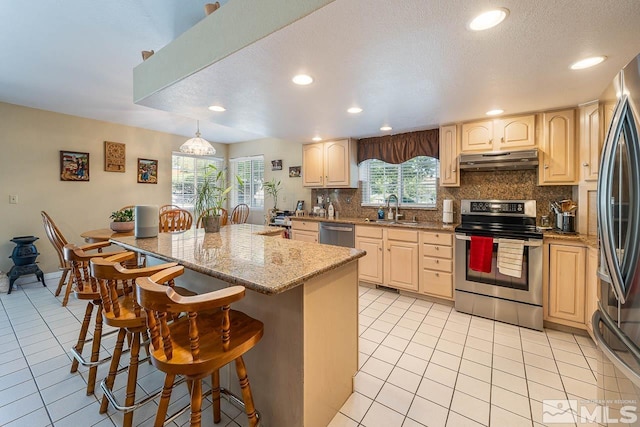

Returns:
355,226,384,284
585,247,599,338
384,229,419,291
291,220,319,243
419,231,454,299
461,115,536,153
578,182,598,236
539,109,578,185
545,243,586,327
302,139,357,188
579,102,601,182
439,125,460,187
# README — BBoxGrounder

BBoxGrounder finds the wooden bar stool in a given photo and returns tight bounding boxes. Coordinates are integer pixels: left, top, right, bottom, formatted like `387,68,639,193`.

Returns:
89,252,178,427
41,211,73,306
63,242,124,395
135,266,264,427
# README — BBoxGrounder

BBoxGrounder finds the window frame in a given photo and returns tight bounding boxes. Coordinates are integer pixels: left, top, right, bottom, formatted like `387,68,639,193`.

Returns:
229,155,265,210
171,152,225,213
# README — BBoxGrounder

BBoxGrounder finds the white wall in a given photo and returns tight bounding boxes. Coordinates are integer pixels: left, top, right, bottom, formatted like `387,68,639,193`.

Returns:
228,137,311,224
0,102,228,273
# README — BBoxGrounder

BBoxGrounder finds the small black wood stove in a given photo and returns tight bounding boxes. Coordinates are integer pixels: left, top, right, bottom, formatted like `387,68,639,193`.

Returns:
7,236,46,294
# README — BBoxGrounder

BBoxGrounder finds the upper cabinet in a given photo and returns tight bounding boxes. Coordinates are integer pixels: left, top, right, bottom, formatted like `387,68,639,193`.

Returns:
302,139,358,188
539,109,578,185
461,114,536,153
579,102,601,182
439,125,460,187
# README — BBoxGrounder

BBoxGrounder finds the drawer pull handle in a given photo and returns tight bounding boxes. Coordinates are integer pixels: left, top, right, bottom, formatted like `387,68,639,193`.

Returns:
435,272,440,277
435,259,439,263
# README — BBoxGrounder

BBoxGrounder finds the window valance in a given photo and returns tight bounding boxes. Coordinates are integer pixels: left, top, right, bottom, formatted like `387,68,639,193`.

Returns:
357,128,439,165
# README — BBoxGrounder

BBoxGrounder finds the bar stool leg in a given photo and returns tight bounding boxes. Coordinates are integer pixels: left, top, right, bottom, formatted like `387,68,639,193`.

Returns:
55,269,69,297
100,328,127,413
71,303,94,373
190,379,203,427
62,276,74,307
86,302,104,395
212,370,221,423
155,374,176,427
123,331,141,427
235,356,258,426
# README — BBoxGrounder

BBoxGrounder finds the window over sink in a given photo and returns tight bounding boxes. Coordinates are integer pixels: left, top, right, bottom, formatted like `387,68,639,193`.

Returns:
359,156,439,208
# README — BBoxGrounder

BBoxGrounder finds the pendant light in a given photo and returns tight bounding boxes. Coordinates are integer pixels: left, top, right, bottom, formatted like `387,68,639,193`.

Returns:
179,120,216,156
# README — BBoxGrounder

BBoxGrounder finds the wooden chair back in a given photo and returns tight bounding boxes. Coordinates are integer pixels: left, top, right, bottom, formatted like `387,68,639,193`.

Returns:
159,208,193,232
63,242,117,296
41,211,69,269
230,204,250,224
196,208,228,228
159,204,180,214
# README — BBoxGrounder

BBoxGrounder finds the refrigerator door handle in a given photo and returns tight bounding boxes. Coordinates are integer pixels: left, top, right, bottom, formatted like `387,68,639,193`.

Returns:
592,310,640,388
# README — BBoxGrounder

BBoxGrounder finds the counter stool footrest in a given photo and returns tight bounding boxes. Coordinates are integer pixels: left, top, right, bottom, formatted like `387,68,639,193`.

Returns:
69,328,121,368
100,370,179,414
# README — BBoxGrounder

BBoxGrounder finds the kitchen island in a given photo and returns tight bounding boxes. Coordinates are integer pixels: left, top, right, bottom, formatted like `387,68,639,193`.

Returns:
110,224,364,427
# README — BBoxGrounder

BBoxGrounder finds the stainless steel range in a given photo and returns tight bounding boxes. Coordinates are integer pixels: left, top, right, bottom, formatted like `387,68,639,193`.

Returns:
454,200,543,330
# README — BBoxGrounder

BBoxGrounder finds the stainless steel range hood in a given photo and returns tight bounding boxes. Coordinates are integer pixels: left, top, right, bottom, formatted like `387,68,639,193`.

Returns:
459,149,539,171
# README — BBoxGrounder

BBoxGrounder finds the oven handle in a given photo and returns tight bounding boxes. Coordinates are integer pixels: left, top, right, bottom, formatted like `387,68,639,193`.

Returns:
454,234,543,247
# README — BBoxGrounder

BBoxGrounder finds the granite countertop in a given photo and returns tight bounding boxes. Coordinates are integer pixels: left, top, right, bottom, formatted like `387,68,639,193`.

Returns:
290,216,458,232
543,230,598,248
110,224,364,295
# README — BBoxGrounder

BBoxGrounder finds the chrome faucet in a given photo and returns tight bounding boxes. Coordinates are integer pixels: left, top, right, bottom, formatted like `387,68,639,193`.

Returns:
386,194,399,221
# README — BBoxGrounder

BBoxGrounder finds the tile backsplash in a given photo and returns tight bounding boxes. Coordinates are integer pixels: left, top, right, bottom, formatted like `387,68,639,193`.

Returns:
311,170,573,224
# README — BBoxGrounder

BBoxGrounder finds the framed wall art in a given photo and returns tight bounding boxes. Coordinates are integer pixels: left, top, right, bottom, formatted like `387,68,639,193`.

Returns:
137,158,158,184
271,159,282,171
289,166,301,177
60,151,90,181
104,141,126,172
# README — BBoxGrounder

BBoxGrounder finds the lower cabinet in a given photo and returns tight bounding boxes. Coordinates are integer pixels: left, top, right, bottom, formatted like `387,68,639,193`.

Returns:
419,231,454,299
585,247,599,337
291,220,318,243
355,226,384,284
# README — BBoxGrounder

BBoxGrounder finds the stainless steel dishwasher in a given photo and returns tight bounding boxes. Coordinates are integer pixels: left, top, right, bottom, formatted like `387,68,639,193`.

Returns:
319,222,355,247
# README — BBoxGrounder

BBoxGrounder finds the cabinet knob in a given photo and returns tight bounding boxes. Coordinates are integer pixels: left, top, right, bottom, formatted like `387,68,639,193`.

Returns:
435,234,439,237
501,137,504,142
544,164,549,169
387,248,391,252
435,246,439,250
379,247,382,251
435,272,440,277
436,259,440,263
490,139,493,144
583,162,589,167
452,169,456,172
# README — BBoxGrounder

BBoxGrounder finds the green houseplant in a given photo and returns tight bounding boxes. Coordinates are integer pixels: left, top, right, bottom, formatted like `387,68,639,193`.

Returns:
109,208,134,232
194,165,239,232
263,178,282,210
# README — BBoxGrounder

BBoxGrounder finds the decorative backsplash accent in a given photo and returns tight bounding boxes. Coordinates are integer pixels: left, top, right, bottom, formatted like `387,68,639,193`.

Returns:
311,170,573,224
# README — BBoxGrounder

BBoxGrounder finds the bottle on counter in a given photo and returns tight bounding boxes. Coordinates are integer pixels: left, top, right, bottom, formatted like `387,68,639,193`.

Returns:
387,207,393,220
328,201,335,219
378,206,384,219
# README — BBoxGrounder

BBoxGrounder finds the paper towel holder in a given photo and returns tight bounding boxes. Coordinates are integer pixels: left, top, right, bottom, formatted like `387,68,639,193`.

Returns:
443,199,455,224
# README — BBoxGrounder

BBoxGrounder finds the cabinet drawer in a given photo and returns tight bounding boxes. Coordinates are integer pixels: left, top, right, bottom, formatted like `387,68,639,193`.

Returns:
356,225,383,239
421,256,453,273
387,228,418,243
421,232,452,246
420,270,453,299
421,244,453,259
291,220,319,232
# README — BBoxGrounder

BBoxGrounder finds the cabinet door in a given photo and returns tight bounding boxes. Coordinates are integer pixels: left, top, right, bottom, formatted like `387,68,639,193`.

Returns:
585,247,599,336
324,139,351,187
578,182,598,236
495,115,536,150
302,143,324,187
420,269,453,299
384,240,419,291
579,102,600,181
461,120,493,152
540,109,577,184
439,125,460,187
355,237,383,284
291,230,318,243
548,244,586,325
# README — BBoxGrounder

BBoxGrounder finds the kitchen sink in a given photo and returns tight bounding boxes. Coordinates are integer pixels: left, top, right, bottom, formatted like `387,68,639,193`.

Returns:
375,219,397,224
373,219,420,226
396,221,419,226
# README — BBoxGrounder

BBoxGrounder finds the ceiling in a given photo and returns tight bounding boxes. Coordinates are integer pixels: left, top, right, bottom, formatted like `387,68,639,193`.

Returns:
2,1,640,144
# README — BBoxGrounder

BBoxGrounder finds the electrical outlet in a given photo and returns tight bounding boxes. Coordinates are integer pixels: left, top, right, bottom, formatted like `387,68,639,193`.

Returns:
9,195,17,204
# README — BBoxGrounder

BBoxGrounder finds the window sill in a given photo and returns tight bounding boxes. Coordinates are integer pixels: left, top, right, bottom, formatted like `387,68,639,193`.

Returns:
361,204,437,211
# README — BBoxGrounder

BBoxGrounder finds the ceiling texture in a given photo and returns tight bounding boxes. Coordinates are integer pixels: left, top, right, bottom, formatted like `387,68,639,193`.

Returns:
2,0,640,144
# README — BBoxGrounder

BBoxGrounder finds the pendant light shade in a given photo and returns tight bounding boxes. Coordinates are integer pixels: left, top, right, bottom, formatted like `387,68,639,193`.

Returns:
179,121,216,156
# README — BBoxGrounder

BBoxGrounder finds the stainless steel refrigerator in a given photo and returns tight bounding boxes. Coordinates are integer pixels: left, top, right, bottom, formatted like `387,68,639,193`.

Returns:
593,53,640,425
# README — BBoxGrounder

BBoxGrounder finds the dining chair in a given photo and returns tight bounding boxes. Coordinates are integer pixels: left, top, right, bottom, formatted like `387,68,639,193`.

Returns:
159,204,180,214
196,208,228,228
230,204,250,224
136,266,263,427
41,211,73,306
89,252,178,427
159,208,193,232
63,241,125,395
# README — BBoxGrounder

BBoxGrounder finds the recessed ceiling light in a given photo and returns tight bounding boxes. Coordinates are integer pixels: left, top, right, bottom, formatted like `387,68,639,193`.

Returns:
570,56,607,70
347,107,363,114
208,105,226,112
292,74,313,85
380,126,392,131
486,109,504,116
312,136,322,142
469,8,509,31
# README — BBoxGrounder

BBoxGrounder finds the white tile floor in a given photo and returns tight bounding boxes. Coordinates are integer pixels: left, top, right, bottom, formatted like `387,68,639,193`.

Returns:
1,277,604,427
330,286,603,427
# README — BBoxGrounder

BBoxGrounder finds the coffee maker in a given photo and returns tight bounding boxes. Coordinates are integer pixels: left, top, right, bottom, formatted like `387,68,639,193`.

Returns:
550,199,577,233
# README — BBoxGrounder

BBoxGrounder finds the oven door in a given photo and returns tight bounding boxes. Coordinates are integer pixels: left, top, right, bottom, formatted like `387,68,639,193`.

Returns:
455,233,543,306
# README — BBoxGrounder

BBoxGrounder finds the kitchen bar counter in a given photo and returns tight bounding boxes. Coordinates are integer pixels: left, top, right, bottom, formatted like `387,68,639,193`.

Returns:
290,215,458,231
110,223,362,427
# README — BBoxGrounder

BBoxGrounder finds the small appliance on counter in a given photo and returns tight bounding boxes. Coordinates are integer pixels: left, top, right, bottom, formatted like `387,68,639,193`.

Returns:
443,199,454,224
550,199,577,233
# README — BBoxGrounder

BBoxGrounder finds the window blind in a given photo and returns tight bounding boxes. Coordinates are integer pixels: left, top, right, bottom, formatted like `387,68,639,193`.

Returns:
230,155,264,209
171,153,224,212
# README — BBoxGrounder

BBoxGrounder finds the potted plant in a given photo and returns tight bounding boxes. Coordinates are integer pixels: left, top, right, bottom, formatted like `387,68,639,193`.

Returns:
110,208,135,232
263,178,282,223
195,165,239,233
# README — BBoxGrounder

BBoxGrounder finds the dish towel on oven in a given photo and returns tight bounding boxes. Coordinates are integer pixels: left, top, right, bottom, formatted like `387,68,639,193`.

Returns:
497,238,525,278
469,236,494,273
